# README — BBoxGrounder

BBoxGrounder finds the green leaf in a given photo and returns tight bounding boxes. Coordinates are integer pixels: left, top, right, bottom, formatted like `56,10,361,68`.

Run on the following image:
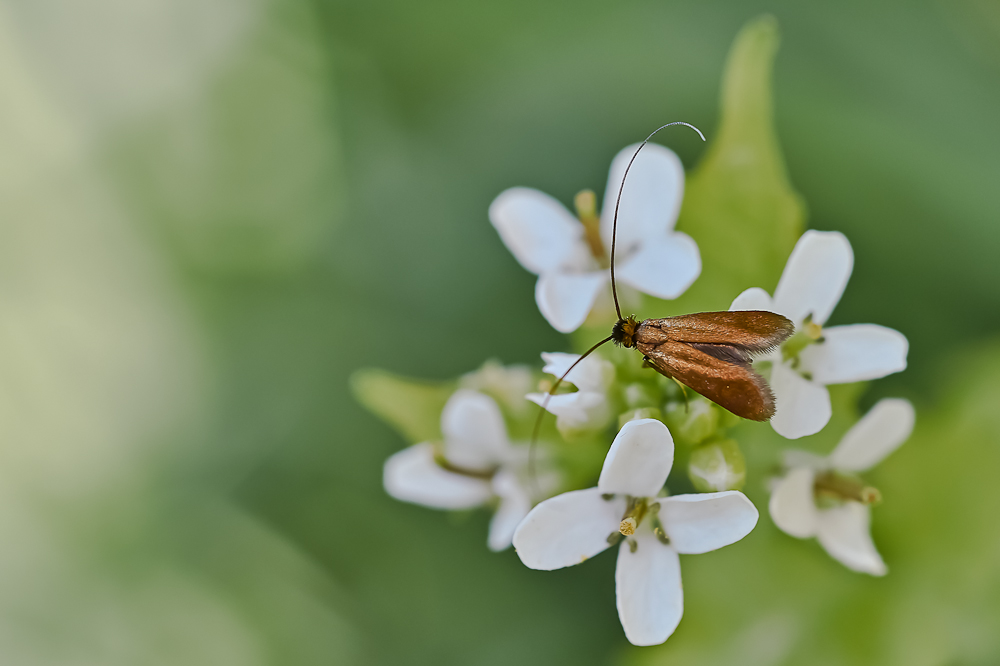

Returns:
668,15,805,312
350,368,454,444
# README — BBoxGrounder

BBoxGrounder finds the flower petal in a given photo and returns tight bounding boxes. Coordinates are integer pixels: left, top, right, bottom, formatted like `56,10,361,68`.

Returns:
772,231,853,325
487,470,532,552
526,391,608,432
615,531,683,646
829,398,915,472
768,468,819,538
539,351,614,392
383,444,493,509
816,502,887,576
600,143,685,254
598,419,674,496
729,287,774,312
441,389,510,470
489,187,590,274
513,488,626,570
615,232,701,299
659,491,759,554
800,324,908,385
535,271,605,333
770,362,832,439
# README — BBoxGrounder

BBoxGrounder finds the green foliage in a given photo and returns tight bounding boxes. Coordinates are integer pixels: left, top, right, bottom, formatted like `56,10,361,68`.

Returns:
350,369,455,444
670,16,806,312
114,0,343,275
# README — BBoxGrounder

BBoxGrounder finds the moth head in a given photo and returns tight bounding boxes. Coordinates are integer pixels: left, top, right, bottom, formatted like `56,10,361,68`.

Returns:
612,315,642,348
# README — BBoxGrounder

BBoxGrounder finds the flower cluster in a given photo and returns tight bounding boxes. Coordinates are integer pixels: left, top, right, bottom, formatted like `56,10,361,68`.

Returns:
359,140,913,646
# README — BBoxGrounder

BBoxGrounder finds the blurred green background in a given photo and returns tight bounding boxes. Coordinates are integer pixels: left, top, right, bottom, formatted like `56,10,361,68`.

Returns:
1,0,998,664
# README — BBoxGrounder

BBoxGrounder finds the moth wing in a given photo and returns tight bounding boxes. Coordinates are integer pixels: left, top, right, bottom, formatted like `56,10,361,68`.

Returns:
641,311,793,356
641,340,775,421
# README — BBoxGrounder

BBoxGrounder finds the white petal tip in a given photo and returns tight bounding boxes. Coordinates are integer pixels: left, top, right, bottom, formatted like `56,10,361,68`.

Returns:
512,488,624,570
660,491,759,554
598,419,674,496
535,272,605,333
383,444,493,510
768,468,818,539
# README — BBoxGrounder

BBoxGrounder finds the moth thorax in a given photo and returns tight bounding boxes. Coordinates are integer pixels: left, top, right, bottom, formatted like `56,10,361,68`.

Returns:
612,315,642,348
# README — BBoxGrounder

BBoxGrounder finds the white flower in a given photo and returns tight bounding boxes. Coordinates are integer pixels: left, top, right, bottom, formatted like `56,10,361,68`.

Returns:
525,351,615,435
512,419,759,646
769,398,915,575
383,389,542,551
731,230,908,439
489,144,701,332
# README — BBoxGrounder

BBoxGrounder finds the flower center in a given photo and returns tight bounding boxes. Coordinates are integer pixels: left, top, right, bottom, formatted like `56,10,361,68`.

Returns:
813,471,881,506
603,495,670,549
574,189,609,267
781,313,825,369
433,452,497,480
619,496,649,535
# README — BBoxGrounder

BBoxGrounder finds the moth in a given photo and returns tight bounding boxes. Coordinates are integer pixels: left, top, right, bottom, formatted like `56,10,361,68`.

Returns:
611,310,791,421
536,122,793,431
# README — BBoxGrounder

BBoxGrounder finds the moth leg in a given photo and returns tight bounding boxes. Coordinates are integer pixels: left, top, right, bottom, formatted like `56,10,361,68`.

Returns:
640,355,689,411
671,377,690,413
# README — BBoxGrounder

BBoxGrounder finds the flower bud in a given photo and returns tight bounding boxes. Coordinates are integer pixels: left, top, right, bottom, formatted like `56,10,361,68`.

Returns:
663,398,720,446
622,382,659,410
618,407,662,429
688,438,746,492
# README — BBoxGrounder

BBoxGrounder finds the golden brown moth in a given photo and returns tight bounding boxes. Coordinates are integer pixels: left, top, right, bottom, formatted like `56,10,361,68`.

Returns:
612,311,792,421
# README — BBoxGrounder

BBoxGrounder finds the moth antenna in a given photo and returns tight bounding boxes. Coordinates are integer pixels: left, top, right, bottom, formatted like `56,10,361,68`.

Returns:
610,121,706,320
528,335,614,495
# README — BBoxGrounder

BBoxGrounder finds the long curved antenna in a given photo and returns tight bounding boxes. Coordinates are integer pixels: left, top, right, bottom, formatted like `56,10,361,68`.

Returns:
610,121,706,320
528,335,613,494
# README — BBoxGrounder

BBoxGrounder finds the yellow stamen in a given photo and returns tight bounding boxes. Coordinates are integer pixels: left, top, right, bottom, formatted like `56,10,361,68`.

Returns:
814,471,881,505
619,517,637,536
574,189,607,264
574,190,597,218
782,314,825,364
